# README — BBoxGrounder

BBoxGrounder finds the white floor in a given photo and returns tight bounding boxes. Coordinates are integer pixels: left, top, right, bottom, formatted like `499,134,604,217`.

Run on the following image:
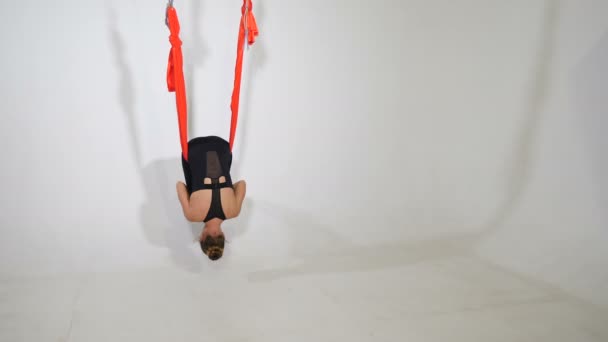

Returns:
2,248,607,342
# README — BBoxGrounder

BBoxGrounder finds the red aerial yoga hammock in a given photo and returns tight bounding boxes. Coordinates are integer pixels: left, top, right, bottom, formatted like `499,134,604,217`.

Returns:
165,0,258,161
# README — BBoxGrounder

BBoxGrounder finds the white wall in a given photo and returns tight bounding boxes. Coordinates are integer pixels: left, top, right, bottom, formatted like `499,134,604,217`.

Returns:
476,0,608,307
1,0,606,306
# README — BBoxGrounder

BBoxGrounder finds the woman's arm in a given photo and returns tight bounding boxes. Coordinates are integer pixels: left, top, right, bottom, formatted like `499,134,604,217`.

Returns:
227,180,247,218
176,181,204,222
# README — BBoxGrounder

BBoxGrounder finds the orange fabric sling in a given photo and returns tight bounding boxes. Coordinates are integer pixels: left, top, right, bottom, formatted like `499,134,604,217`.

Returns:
166,1,258,158
166,6,189,160
229,0,258,151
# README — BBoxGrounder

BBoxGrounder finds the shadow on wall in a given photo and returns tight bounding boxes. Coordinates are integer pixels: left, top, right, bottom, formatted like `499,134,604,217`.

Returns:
573,30,608,222
107,3,255,272
108,7,142,168
479,0,559,232
246,0,560,283
247,199,481,282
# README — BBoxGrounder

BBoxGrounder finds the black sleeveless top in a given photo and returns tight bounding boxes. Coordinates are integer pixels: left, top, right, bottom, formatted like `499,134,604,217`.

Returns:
181,136,234,222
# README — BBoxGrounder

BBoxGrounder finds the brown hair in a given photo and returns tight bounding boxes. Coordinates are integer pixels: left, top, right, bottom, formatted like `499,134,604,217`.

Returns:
200,234,225,260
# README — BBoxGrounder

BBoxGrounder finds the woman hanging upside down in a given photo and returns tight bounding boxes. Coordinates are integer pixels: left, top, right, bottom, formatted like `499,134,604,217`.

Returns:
176,136,247,260
166,1,257,261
